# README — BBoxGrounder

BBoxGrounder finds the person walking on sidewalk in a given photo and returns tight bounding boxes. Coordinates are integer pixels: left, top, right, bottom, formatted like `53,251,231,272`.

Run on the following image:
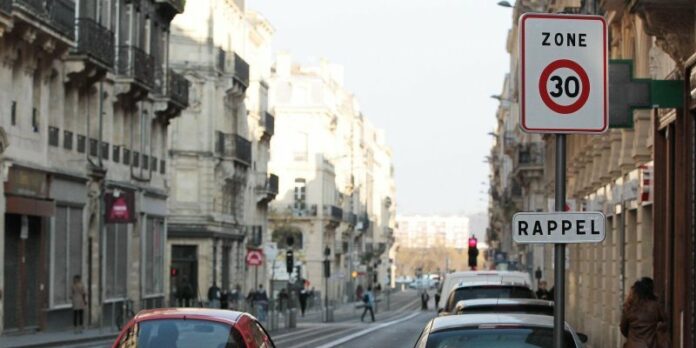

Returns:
208,282,221,309
361,286,375,322
299,287,309,316
621,277,669,348
72,275,87,333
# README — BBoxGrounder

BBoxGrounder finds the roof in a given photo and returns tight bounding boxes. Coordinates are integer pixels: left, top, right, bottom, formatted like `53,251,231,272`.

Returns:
452,280,530,289
430,313,572,333
134,308,245,325
454,298,554,309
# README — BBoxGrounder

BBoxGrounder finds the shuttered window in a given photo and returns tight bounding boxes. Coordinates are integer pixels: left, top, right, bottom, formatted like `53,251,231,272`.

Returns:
106,224,128,299
52,206,83,307
143,217,164,296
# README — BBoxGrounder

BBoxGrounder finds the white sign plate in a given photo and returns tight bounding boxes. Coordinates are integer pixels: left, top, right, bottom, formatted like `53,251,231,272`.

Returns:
520,13,607,134
512,212,606,244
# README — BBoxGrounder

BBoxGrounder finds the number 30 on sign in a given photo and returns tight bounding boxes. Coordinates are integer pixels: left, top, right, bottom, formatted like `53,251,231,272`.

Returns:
519,13,608,134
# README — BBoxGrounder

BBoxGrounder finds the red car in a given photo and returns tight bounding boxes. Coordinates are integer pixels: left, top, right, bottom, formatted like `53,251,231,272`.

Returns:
112,308,275,348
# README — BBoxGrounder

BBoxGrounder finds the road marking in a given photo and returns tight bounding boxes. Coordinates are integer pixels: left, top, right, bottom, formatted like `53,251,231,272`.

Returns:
312,311,421,348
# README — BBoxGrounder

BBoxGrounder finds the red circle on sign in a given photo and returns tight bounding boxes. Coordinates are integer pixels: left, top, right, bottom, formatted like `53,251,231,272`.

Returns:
538,59,590,115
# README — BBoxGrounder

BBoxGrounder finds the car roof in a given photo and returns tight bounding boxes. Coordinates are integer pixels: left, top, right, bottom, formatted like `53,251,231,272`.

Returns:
452,280,531,289
430,313,572,333
455,298,554,309
134,308,244,325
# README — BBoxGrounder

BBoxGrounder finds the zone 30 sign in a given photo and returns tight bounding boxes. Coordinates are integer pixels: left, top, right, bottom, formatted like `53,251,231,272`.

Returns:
520,13,608,134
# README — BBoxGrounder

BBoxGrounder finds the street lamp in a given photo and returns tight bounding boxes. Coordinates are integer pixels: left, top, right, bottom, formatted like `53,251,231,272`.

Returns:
323,246,332,322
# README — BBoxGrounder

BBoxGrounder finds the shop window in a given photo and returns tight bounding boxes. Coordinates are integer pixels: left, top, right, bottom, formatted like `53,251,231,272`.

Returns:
51,206,83,307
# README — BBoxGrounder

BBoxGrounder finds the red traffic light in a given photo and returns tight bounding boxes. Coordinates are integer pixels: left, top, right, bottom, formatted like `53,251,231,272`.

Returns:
468,237,478,248
170,267,178,277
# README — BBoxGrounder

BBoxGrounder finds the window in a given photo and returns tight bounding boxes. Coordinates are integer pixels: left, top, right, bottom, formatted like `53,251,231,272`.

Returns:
10,101,16,126
52,206,83,307
32,108,39,132
222,179,244,219
293,179,307,214
124,319,244,348
105,223,128,299
143,217,165,296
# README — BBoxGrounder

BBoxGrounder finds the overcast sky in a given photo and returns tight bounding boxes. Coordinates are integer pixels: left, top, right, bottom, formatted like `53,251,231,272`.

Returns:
252,1,512,215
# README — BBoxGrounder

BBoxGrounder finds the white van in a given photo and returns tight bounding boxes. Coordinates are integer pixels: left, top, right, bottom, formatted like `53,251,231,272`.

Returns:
437,271,532,312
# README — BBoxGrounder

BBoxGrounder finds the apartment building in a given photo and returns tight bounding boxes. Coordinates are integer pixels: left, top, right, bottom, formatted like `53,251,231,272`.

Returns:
0,0,187,334
490,1,696,346
268,54,396,304
166,0,276,303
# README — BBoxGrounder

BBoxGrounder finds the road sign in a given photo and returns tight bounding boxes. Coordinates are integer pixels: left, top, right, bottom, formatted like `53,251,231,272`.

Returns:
246,249,263,266
520,13,607,134
512,212,606,244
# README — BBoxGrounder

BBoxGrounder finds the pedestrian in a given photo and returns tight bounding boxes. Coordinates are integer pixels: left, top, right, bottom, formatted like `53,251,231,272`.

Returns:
230,284,241,310
207,282,221,308
299,287,309,316
620,277,669,348
421,291,430,310
434,292,441,310
356,284,364,303
360,286,375,322
72,275,87,333
253,284,269,322
220,288,229,309
536,280,552,300
177,277,193,307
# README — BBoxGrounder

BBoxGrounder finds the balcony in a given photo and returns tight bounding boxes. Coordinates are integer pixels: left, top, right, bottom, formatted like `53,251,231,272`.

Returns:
115,45,155,91
343,212,357,226
262,112,274,138
356,214,370,232
154,67,190,115
514,142,544,181
155,0,185,14
256,173,279,205
324,205,343,221
11,0,75,40
73,18,114,69
215,132,252,166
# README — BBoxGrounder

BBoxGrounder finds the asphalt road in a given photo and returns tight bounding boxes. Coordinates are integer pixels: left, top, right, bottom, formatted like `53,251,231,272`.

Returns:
273,289,437,348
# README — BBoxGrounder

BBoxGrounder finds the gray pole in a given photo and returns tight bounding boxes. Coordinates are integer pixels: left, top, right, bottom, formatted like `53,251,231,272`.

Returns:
554,134,566,347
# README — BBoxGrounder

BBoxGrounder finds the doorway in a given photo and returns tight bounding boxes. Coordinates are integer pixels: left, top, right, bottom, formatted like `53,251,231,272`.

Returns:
3,214,44,331
171,245,198,306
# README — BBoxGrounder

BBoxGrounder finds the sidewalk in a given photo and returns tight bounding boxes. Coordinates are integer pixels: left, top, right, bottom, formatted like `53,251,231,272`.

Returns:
0,328,118,348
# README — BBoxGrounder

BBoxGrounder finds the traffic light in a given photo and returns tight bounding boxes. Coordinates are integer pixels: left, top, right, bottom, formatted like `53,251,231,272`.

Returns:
286,249,294,274
323,259,331,278
468,237,479,270
170,267,178,277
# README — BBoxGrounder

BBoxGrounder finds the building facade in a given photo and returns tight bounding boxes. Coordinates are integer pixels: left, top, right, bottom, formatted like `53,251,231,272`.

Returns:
166,0,276,305
396,215,471,250
268,54,396,304
0,0,187,334
490,0,696,346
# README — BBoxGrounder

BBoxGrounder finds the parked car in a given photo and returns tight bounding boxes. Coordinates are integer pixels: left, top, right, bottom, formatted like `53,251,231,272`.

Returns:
440,280,535,315
437,271,532,312
112,308,275,348
454,298,554,316
414,313,587,348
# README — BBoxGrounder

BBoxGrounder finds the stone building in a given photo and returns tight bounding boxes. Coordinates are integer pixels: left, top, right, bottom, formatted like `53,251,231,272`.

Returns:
166,0,276,304
0,0,187,334
268,54,396,304
490,0,696,346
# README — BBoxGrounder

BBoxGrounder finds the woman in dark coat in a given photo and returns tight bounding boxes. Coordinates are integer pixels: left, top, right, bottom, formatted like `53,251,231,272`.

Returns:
620,277,669,348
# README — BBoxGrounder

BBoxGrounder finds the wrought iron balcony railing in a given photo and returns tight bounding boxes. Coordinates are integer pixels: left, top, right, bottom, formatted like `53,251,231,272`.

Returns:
233,53,249,87
13,0,75,39
116,45,155,89
155,0,185,13
517,142,545,167
75,18,114,67
215,132,252,165
325,205,343,221
0,0,11,14
155,67,190,107
264,112,274,136
267,174,279,195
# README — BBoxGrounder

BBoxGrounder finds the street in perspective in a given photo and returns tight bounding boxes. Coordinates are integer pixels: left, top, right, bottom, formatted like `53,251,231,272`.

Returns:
0,0,695,348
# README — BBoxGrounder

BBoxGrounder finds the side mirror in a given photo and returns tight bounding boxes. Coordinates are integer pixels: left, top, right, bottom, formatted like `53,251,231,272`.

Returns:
577,333,588,343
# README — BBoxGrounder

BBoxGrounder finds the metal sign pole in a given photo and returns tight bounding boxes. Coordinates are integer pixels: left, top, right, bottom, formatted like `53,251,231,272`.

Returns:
554,134,567,347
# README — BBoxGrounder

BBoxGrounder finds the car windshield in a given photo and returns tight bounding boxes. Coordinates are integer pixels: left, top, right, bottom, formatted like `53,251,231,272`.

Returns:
457,304,554,316
119,319,242,348
447,286,535,311
426,327,577,348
